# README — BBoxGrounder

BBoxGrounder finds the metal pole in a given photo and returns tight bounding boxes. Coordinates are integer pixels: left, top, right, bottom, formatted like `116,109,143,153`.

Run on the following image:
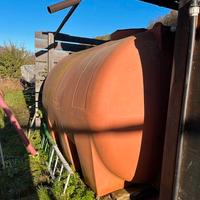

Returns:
53,156,59,176
42,123,73,174
54,4,79,37
63,174,71,194
27,112,37,138
48,148,55,169
48,0,80,14
58,164,64,181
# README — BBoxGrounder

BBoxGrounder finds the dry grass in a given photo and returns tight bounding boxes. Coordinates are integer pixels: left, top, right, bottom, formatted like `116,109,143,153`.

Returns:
0,78,22,93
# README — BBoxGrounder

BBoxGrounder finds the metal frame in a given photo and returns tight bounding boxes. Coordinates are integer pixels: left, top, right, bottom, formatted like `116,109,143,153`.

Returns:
41,123,73,194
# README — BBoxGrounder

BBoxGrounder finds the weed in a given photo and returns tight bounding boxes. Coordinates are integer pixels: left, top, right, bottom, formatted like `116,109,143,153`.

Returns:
37,186,51,200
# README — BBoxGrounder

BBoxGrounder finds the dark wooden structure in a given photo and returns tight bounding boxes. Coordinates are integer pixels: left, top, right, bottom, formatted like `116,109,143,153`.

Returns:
141,0,179,9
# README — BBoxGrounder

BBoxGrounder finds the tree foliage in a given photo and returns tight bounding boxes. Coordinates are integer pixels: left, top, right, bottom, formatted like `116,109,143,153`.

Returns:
0,43,34,78
148,10,178,29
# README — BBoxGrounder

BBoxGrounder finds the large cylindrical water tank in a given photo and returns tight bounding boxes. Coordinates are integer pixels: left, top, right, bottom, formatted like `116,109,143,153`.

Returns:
42,23,174,196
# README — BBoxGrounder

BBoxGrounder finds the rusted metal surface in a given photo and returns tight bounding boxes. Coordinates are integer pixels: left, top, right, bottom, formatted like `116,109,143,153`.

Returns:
159,2,191,200
47,0,80,14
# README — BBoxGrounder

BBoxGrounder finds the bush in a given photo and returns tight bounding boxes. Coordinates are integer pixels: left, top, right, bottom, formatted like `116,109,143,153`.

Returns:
148,10,178,28
0,42,34,78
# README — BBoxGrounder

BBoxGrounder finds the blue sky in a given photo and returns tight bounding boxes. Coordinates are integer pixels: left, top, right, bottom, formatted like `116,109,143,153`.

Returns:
0,0,169,52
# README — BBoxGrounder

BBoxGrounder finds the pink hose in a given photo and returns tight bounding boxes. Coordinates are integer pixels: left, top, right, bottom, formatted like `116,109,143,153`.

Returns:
0,94,37,156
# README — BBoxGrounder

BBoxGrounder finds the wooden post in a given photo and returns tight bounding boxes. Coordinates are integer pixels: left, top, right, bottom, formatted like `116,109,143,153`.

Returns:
34,31,96,128
48,33,55,72
35,32,49,127
159,2,191,200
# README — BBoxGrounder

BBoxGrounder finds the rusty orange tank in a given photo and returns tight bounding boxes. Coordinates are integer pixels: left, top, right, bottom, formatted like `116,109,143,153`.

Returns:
42,23,174,196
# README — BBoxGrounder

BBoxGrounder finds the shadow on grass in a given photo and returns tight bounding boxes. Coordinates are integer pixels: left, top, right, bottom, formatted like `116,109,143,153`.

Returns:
0,115,39,200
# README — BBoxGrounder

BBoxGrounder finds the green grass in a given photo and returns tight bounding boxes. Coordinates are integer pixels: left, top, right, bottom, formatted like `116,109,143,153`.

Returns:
0,87,95,200
0,89,44,199
4,90,30,125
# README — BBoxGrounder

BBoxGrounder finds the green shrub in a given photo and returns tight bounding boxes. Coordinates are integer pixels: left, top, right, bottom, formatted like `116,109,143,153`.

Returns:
0,42,34,78
51,173,95,200
37,186,51,200
0,108,4,128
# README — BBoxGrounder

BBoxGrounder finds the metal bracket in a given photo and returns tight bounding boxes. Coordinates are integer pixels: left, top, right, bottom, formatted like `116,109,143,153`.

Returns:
189,6,200,16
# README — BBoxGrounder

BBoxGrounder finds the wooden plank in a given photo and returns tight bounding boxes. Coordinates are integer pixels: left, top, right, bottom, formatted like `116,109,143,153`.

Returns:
34,32,48,127
55,42,92,51
36,60,60,66
36,40,93,51
36,32,108,45
35,50,69,63
169,7,200,200
35,38,48,49
110,189,132,200
110,186,158,200
175,31,200,200
35,50,48,60
55,33,107,45
36,32,107,46
35,53,47,63
35,59,48,127
54,50,70,60
159,4,190,200
35,61,48,68
35,32,48,40
48,33,54,72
